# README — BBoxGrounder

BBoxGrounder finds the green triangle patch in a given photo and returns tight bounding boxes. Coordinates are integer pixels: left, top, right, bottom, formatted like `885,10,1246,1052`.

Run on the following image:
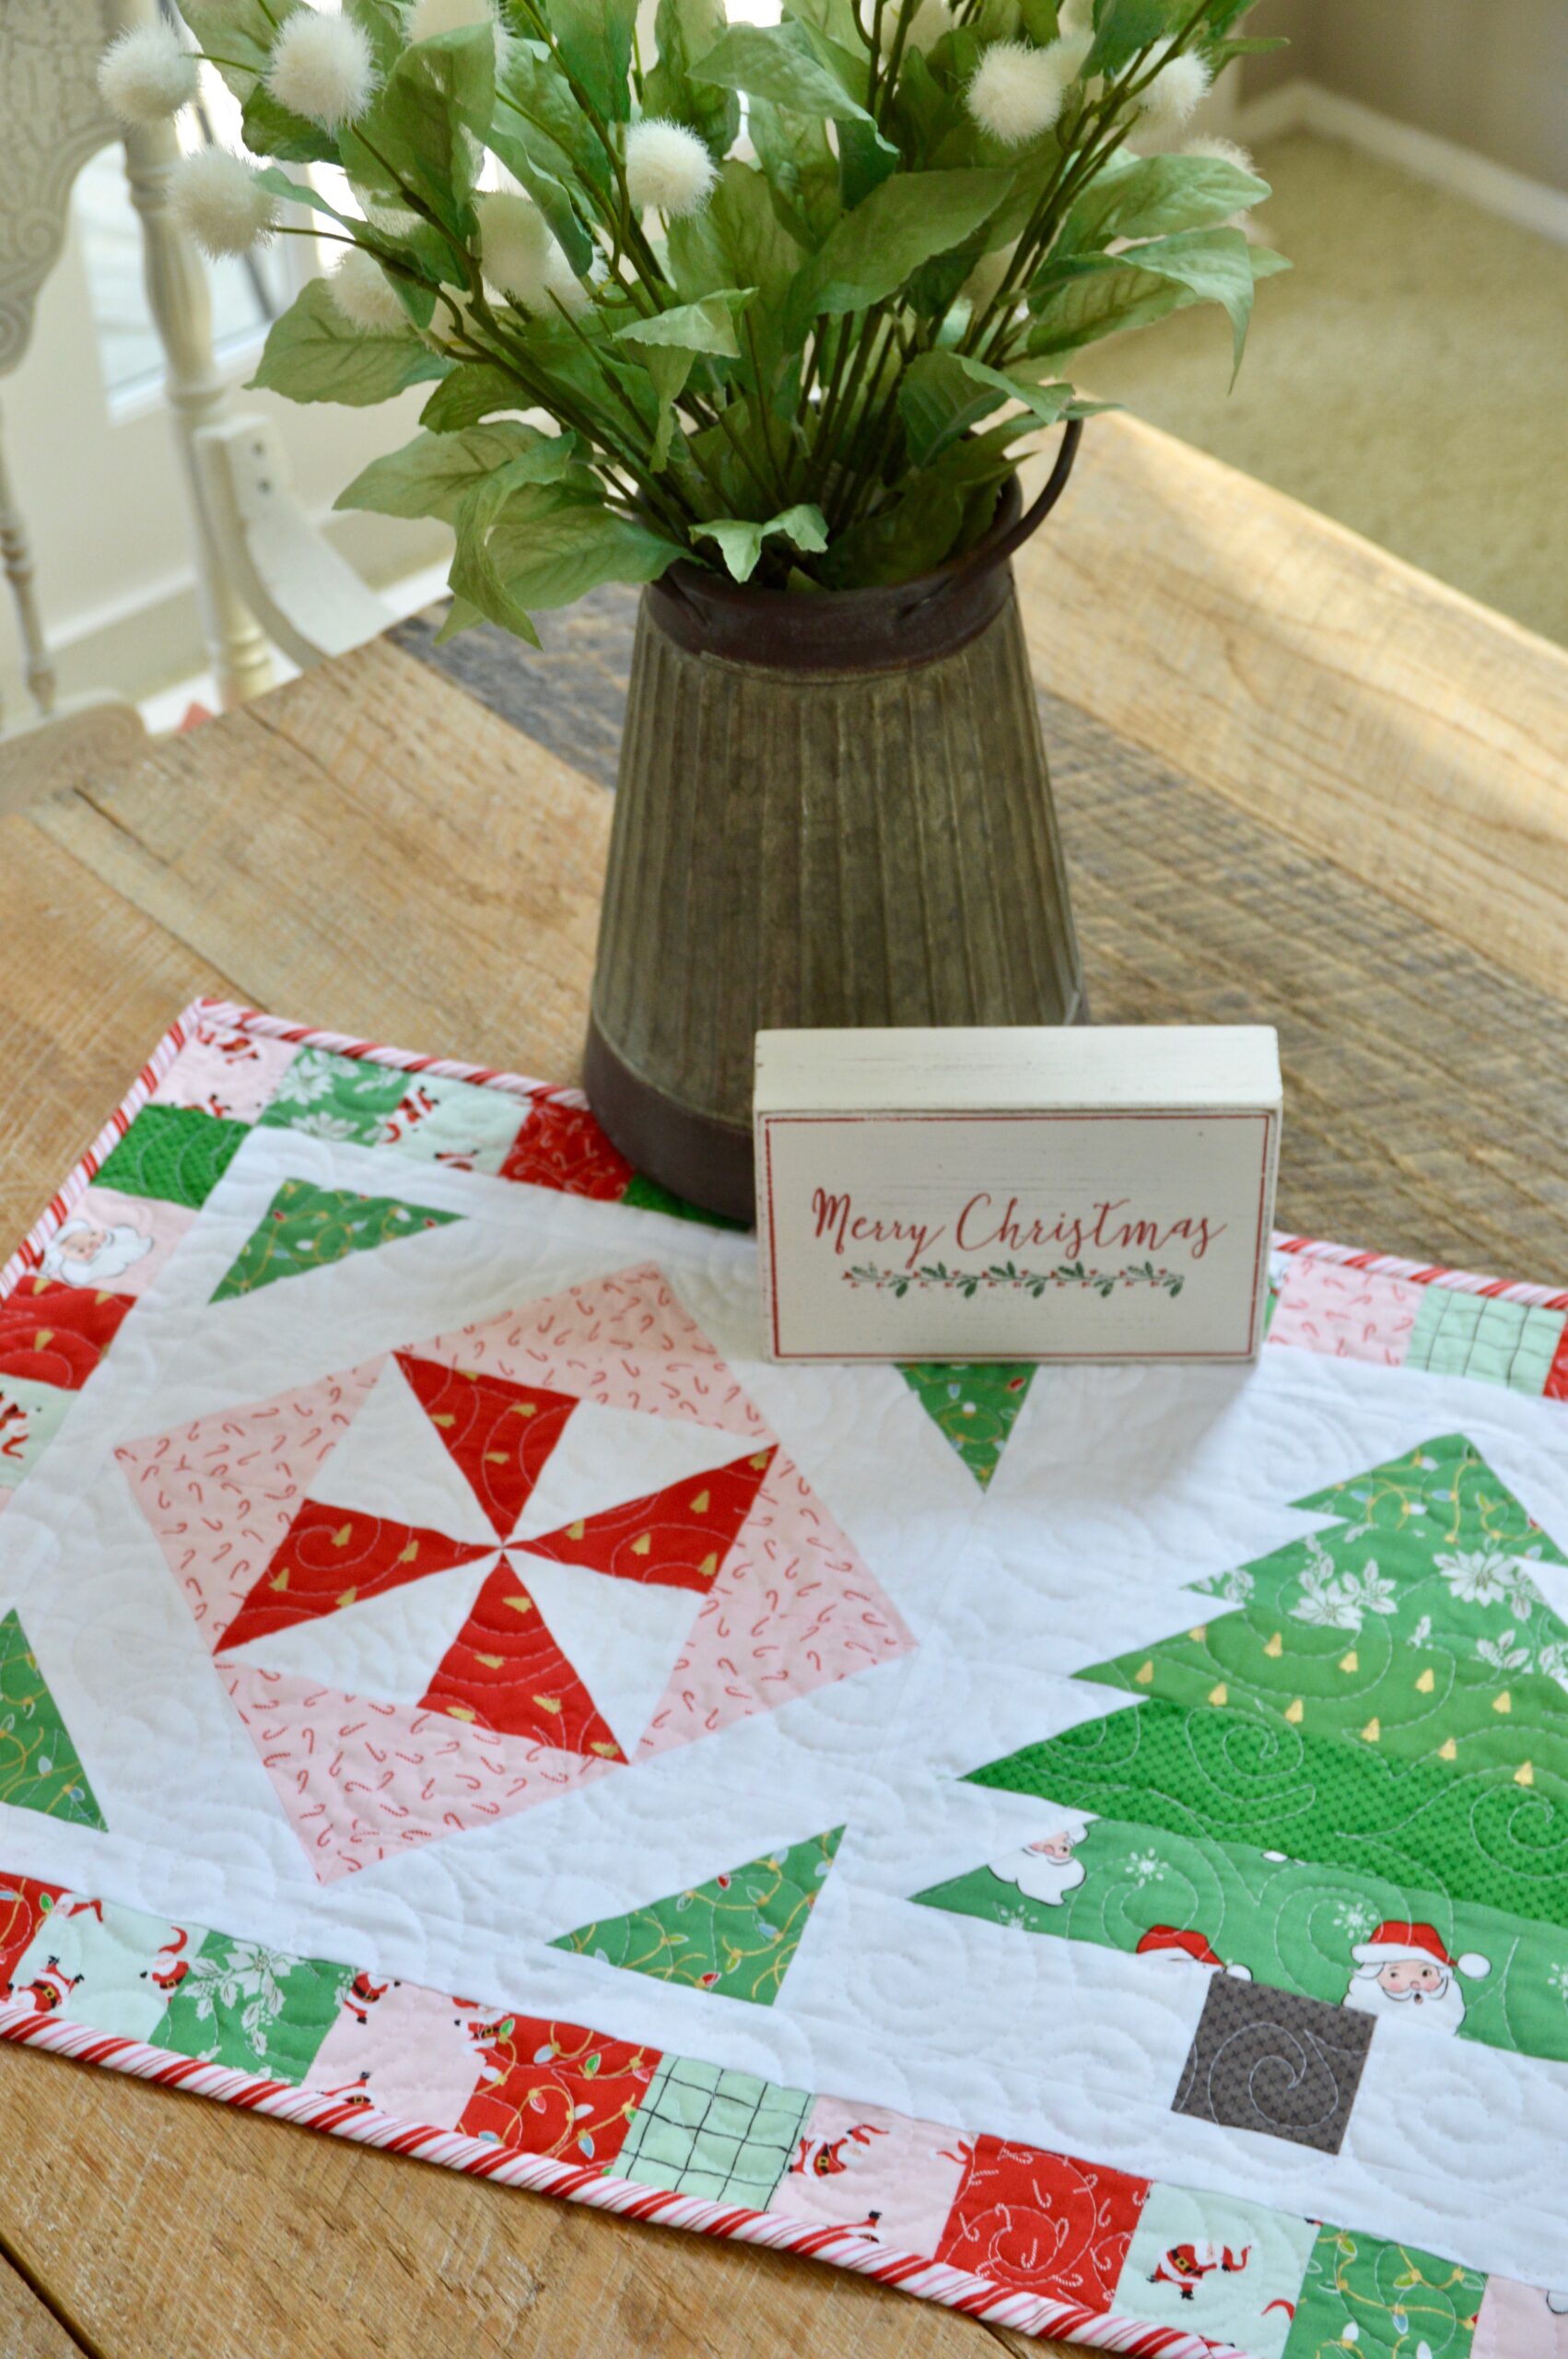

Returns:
899,1362,1036,1488
0,1609,105,1828
551,1825,845,2005
211,1178,461,1301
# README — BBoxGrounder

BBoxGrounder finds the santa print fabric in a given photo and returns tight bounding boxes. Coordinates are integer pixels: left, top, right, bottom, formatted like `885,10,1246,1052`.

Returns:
3,1004,1568,2359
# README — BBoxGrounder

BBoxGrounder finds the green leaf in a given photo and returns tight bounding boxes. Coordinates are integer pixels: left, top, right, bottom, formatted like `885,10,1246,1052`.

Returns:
239,86,340,165
1061,152,1270,252
451,474,683,636
1115,224,1261,370
667,163,803,413
747,98,840,249
1082,0,1179,79
494,41,613,198
548,0,639,122
335,422,579,522
176,0,300,102
248,275,448,407
826,478,966,588
786,167,1012,335
340,30,493,233
691,18,872,123
898,349,1074,464
616,289,755,362
692,503,828,582
432,593,486,644
643,0,742,159
420,360,529,429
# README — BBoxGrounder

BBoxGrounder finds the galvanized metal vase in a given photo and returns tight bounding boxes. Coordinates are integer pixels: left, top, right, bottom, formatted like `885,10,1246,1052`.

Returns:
585,433,1086,1222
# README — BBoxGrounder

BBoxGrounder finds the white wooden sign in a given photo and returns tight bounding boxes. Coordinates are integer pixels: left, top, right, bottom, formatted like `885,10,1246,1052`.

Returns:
755,1027,1281,1364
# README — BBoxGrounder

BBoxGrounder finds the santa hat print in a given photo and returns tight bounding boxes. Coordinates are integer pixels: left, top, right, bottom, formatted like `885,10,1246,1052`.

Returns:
1351,1920,1490,1978
1135,1925,1252,1979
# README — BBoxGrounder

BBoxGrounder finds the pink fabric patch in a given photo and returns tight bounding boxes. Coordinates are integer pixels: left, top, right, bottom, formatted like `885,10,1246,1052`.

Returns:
1473,2276,1568,2357
39,1186,195,1301
302,1975,496,2125
638,1449,916,1758
1267,1259,1424,1367
226,1666,617,1881
151,1018,298,1124
117,1361,382,1647
768,2095,969,2254
409,1262,766,1438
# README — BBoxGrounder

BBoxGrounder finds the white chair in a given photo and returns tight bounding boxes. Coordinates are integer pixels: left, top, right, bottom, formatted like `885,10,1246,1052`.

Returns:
0,0,392,808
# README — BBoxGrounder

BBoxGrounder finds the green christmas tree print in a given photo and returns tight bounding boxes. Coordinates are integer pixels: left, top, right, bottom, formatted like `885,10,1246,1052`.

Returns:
917,1436,1568,2066
211,1178,461,1300
899,1363,1036,1488
552,1827,845,2005
0,1610,105,1828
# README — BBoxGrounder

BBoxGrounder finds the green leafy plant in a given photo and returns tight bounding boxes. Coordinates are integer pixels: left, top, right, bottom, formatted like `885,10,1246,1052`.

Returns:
105,0,1286,636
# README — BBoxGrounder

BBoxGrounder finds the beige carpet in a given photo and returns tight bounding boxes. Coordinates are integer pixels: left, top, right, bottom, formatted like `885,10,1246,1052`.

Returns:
1082,132,1568,645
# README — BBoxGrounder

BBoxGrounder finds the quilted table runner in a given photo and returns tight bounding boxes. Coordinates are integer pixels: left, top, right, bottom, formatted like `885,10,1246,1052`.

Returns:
4,1002,1567,2359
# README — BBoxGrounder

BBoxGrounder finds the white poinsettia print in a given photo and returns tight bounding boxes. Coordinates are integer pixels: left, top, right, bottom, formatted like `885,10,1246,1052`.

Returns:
280,1110,364,1142
274,1050,340,1107
181,1941,298,2060
1289,1539,1397,1632
1434,1547,1520,1609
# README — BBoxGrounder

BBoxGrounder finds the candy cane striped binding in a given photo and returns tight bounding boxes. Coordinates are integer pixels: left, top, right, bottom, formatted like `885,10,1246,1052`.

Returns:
0,1999,1235,2359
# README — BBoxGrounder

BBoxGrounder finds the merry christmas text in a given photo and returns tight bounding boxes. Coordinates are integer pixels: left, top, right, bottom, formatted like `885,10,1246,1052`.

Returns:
811,1191,1227,1273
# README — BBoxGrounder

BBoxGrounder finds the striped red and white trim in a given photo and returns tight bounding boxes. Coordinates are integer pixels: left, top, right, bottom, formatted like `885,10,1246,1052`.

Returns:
0,2001,1233,2359
1272,1229,1568,1314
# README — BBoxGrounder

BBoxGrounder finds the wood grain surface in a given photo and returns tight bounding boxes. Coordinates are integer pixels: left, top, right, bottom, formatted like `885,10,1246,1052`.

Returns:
1,412,1565,2359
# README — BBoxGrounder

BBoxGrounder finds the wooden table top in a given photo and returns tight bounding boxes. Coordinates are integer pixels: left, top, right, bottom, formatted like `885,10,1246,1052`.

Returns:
1,413,1565,2359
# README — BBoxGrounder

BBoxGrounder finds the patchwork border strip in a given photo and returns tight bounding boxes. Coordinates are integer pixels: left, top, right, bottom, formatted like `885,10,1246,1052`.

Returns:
1,997,1562,2358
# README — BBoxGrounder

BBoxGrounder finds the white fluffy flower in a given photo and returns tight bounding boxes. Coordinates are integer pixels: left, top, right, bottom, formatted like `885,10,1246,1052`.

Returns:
1138,47,1211,134
1051,29,1094,82
266,9,377,130
625,118,718,217
170,148,279,257
1182,133,1255,173
98,22,200,123
330,246,409,333
966,40,1073,147
475,189,553,307
1058,0,1095,32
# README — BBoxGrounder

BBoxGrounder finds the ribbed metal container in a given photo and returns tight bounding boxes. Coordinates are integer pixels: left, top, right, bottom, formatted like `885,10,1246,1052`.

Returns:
585,475,1086,1221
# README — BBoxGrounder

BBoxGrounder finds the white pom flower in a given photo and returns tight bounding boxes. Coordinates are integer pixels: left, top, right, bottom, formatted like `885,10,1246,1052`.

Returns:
330,247,409,333
475,189,554,307
98,22,199,123
266,9,377,130
1138,47,1211,134
1050,29,1094,81
1059,0,1095,35
966,40,1072,147
625,119,718,218
1182,133,1255,172
541,241,592,316
170,148,279,258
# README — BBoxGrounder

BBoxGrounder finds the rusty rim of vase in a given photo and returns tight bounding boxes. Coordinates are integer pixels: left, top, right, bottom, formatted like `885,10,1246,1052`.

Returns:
646,420,1083,676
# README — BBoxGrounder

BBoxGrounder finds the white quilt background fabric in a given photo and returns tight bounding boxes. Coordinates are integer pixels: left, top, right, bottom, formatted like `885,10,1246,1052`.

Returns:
4,1120,1567,2294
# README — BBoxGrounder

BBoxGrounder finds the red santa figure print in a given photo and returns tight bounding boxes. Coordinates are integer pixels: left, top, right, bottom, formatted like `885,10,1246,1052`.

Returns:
140,1927,193,1992
1134,1925,1252,1980
1342,1920,1489,2034
1,1955,83,2014
1149,2240,1254,2301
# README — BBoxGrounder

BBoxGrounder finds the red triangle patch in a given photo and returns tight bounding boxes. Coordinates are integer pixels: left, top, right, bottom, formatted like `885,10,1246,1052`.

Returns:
396,1353,578,1538
418,1555,625,1760
518,1445,778,1595
219,1500,495,1653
